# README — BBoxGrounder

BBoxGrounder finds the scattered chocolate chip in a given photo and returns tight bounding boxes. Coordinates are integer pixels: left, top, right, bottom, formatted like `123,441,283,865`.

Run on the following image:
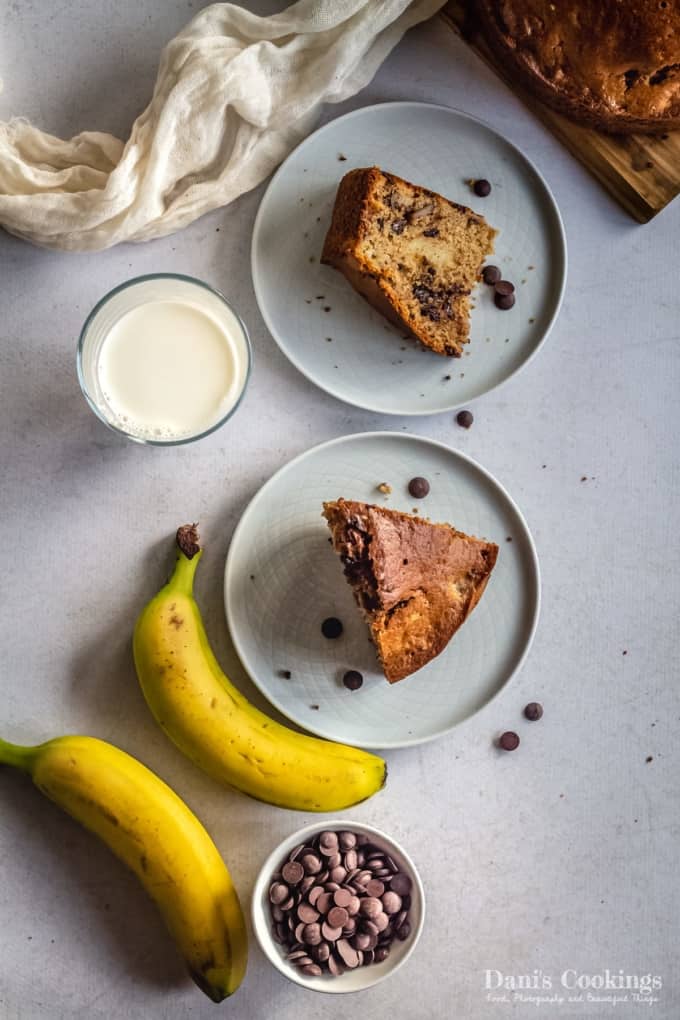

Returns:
338,153,347,161
408,476,430,498
310,704,320,710
422,227,439,237
622,650,628,656
444,374,451,380
482,264,501,285
498,731,520,751
343,670,363,691
391,219,406,234
495,291,515,310
456,409,474,429
278,669,292,679
506,536,512,543
325,336,333,342
495,280,515,296
321,617,343,639
473,178,491,197
646,755,653,763
324,306,331,312
524,702,543,721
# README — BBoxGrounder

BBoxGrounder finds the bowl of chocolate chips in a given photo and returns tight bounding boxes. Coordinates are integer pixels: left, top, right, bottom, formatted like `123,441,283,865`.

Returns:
252,820,425,992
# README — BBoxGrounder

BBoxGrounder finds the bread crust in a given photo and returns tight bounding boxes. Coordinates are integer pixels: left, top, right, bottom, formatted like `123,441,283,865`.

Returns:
477,0,680,134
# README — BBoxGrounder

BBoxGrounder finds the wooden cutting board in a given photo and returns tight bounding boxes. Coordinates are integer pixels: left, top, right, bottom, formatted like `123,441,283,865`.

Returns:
442,1,680,222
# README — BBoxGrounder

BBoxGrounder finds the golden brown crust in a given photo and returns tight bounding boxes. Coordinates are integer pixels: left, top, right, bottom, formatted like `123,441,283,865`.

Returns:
321,167,496,356
322,499,498,683
477,0,680,134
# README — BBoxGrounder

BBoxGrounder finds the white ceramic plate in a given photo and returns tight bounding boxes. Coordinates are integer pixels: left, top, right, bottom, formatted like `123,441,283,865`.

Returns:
251,101,566,416
224,432,540,749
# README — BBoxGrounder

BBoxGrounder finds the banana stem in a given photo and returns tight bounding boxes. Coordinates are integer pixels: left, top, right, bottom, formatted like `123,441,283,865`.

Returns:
0,738,35,773
171,525,202,595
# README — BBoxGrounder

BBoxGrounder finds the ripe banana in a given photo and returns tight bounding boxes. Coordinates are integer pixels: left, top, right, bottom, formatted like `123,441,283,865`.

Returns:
133,525,387,811
0,734,247,1002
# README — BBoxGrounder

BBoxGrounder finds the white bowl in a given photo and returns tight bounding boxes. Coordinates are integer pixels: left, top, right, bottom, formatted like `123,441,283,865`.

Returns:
251,820,425,993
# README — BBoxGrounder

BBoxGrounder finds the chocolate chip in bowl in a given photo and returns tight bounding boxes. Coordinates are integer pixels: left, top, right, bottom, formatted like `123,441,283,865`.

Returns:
252,820,425,993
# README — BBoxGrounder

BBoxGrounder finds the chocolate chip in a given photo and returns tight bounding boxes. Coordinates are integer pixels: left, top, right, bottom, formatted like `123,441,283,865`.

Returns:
321,617,343,639
456,409,474,429
327,906,349,929
297,903,320,924
473,178,491,197
365,879,384,897
391,219,406,234
524,702,543,721
343,670,363,691
423,227,439,237
374,946,390,963
282,861,304,885
389,872,412,896
319,831,339,854
495,291,515,310
482,264,501,285
408,476,430,498
313,942,331,963
301,963,323,976
360,897,383,919
333,888,352,908
328,954,344,976
278,669,292,679
339,831,357,850
495,280,515,296
381,891,402,914
498,731,520,751
308,885,325,906
396,921,412,940
316,891,333,914
302,923,322,946
301,853,322,874
321,919,343,942
269,882,289,905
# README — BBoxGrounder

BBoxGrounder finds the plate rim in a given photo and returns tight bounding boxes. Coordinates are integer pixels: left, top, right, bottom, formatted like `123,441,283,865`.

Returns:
250,99,568,417
224,430,542,750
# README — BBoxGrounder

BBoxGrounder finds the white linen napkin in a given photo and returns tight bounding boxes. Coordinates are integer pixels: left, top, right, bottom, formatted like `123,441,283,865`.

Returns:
0,0,444,251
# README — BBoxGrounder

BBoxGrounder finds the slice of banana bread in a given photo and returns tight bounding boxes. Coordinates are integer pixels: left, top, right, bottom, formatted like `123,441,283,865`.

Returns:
322,498,498,683
321,167,497,357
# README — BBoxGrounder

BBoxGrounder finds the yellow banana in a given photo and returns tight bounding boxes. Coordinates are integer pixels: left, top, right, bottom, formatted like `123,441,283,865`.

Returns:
133,525,387,811
0,734,247,1002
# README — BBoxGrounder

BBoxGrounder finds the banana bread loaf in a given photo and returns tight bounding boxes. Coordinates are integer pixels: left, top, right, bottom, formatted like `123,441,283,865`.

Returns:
477,0,680,133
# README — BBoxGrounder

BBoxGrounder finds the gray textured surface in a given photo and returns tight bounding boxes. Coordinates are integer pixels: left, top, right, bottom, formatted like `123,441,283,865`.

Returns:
1,3,679,1018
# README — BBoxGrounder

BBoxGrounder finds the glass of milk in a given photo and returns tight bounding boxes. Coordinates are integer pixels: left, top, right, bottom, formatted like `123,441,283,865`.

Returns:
77,274,252,444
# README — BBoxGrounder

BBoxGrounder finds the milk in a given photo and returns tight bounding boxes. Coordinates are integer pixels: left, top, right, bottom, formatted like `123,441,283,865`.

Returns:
80,277,250,443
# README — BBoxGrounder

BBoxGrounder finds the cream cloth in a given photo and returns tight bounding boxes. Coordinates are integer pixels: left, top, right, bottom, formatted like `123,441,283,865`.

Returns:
0,0,444,251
